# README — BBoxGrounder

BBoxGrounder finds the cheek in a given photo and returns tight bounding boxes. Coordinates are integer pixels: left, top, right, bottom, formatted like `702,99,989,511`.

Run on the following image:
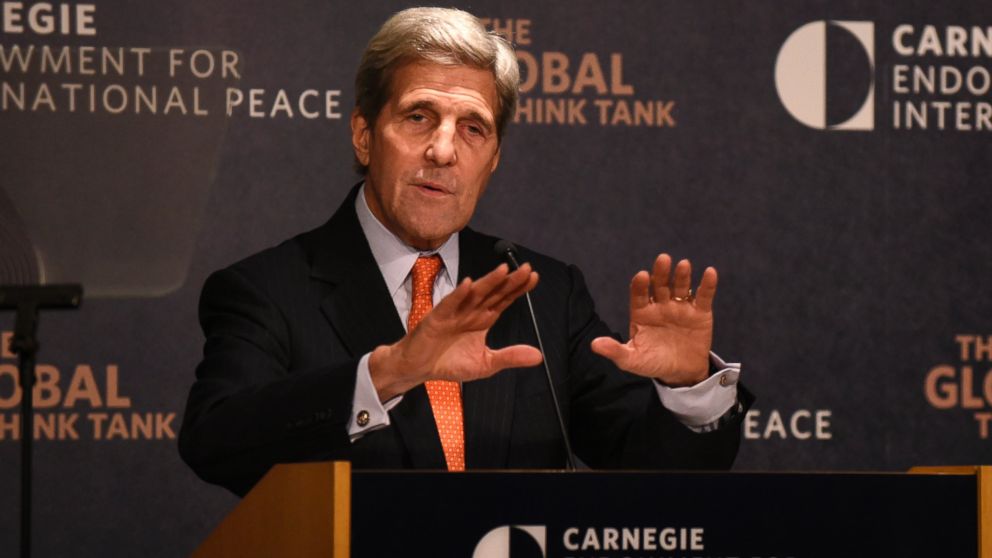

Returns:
371,130,416,176
454,189,484,220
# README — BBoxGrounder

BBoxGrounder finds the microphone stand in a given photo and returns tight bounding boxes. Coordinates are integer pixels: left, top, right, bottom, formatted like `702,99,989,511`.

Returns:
0,285,83,558
519,287,577,471
494,242,577,471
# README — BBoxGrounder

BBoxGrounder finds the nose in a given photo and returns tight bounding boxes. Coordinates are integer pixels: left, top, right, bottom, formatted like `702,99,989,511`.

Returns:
425,120,457,166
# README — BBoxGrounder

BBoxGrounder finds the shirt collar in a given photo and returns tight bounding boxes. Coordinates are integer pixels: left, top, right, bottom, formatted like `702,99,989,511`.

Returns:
355,183,459,297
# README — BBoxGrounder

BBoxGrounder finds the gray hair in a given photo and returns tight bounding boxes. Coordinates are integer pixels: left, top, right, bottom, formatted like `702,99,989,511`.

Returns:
354,7,519,173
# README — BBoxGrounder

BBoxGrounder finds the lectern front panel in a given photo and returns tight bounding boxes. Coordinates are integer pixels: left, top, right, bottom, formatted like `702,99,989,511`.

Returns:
352,471,976,558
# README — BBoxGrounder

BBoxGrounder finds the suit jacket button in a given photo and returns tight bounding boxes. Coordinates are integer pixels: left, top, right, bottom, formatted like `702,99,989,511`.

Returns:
356,410,370,427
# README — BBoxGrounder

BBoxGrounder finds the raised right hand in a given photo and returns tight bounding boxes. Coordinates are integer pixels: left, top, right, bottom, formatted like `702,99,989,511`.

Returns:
369,263,543,401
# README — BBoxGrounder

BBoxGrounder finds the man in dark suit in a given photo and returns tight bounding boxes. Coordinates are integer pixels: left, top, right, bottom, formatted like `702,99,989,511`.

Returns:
179,7,750,497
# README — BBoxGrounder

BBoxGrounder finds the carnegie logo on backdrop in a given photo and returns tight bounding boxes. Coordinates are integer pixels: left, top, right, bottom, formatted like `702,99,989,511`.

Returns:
775,21,874,130
482,17,676,129
775,20,992,132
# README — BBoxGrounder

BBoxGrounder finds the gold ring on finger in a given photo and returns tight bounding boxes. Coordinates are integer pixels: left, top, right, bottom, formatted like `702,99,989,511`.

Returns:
671,288,693,302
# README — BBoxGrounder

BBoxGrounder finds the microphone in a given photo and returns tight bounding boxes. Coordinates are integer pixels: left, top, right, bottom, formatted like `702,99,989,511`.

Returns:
494,240,577,471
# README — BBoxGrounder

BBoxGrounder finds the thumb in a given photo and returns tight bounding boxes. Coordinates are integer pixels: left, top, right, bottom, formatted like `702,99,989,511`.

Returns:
590,336,629,367
489,344,543,372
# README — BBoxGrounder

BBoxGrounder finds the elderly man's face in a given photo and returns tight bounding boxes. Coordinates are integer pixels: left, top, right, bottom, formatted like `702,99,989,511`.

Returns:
352,60,501,250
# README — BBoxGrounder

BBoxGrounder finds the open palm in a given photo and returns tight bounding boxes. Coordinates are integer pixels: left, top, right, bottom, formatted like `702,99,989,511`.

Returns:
591,254,716,387
369,263,543,400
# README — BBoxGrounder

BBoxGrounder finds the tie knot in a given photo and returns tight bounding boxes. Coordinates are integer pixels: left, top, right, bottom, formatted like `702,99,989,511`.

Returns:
411,254,443,290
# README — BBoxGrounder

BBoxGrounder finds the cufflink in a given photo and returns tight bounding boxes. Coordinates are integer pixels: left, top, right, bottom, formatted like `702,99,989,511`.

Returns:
356,410,370,427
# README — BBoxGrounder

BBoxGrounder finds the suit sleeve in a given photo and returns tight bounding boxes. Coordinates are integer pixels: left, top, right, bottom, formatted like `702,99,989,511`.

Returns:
178,267,358,496
562,264,753,470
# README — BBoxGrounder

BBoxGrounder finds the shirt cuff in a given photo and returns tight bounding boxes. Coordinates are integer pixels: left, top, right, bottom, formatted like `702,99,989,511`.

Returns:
347,352,403,442
654,352,740,430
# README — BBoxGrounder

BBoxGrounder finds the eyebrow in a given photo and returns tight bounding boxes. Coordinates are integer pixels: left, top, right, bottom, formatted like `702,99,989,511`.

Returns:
402,99,495,134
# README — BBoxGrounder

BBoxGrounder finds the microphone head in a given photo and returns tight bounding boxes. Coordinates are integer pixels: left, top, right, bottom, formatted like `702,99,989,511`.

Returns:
493,239,517,257
493,239,521,269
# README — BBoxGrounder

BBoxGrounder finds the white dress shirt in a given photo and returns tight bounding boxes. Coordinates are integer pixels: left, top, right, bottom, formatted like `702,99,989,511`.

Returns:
346,184,741,441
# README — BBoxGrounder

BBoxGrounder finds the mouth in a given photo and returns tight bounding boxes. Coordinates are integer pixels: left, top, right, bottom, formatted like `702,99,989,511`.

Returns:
411,181,453,196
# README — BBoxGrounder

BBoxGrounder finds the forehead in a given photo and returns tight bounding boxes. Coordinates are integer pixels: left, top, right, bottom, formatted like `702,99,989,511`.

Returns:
386,60,499,117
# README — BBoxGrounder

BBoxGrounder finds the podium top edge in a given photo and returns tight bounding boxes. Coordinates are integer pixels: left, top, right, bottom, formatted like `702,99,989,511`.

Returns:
345,467,989,477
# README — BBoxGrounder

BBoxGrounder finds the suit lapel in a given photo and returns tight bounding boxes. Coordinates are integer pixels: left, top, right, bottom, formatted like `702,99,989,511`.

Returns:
459,228,519,469
309,187,404,358
307,185,445,468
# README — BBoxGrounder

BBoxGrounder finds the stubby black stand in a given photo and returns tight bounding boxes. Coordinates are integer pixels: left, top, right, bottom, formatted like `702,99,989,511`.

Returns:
0,285,83,558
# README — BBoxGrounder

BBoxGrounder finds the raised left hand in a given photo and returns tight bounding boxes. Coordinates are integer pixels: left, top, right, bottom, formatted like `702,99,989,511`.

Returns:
590,253,716,387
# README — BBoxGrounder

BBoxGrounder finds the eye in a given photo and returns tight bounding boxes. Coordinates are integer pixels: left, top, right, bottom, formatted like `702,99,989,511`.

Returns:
408,112,427,123
463,122,487,138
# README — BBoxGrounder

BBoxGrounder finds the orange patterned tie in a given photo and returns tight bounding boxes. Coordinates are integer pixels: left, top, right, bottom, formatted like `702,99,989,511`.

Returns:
408,255,465,471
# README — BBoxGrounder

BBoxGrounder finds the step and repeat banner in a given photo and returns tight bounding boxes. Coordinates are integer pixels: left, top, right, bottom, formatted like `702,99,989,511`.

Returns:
1,1,990,555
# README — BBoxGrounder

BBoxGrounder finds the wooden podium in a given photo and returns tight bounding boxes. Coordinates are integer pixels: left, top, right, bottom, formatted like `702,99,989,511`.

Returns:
192,462,351,558
193,463,990,558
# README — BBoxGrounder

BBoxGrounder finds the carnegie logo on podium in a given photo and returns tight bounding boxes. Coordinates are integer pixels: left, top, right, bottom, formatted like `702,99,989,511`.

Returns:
473,525,547,558
473,524,711,558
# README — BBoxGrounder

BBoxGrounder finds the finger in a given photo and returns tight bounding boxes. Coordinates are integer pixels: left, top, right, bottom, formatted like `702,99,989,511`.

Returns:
651,253,672,302
694,266,718,312
490,270,539,315
590,337,632,369
456,263,509,312
488,344,543,373
479,263,532,310
672,259,692,299
432,277,473,318
630,270,651,312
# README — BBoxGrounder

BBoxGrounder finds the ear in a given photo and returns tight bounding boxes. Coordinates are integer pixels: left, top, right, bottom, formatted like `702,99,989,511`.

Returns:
490,146,501,173
351,108,371,167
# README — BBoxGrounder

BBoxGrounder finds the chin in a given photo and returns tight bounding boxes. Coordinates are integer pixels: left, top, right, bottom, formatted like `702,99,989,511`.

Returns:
405,221,462,249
